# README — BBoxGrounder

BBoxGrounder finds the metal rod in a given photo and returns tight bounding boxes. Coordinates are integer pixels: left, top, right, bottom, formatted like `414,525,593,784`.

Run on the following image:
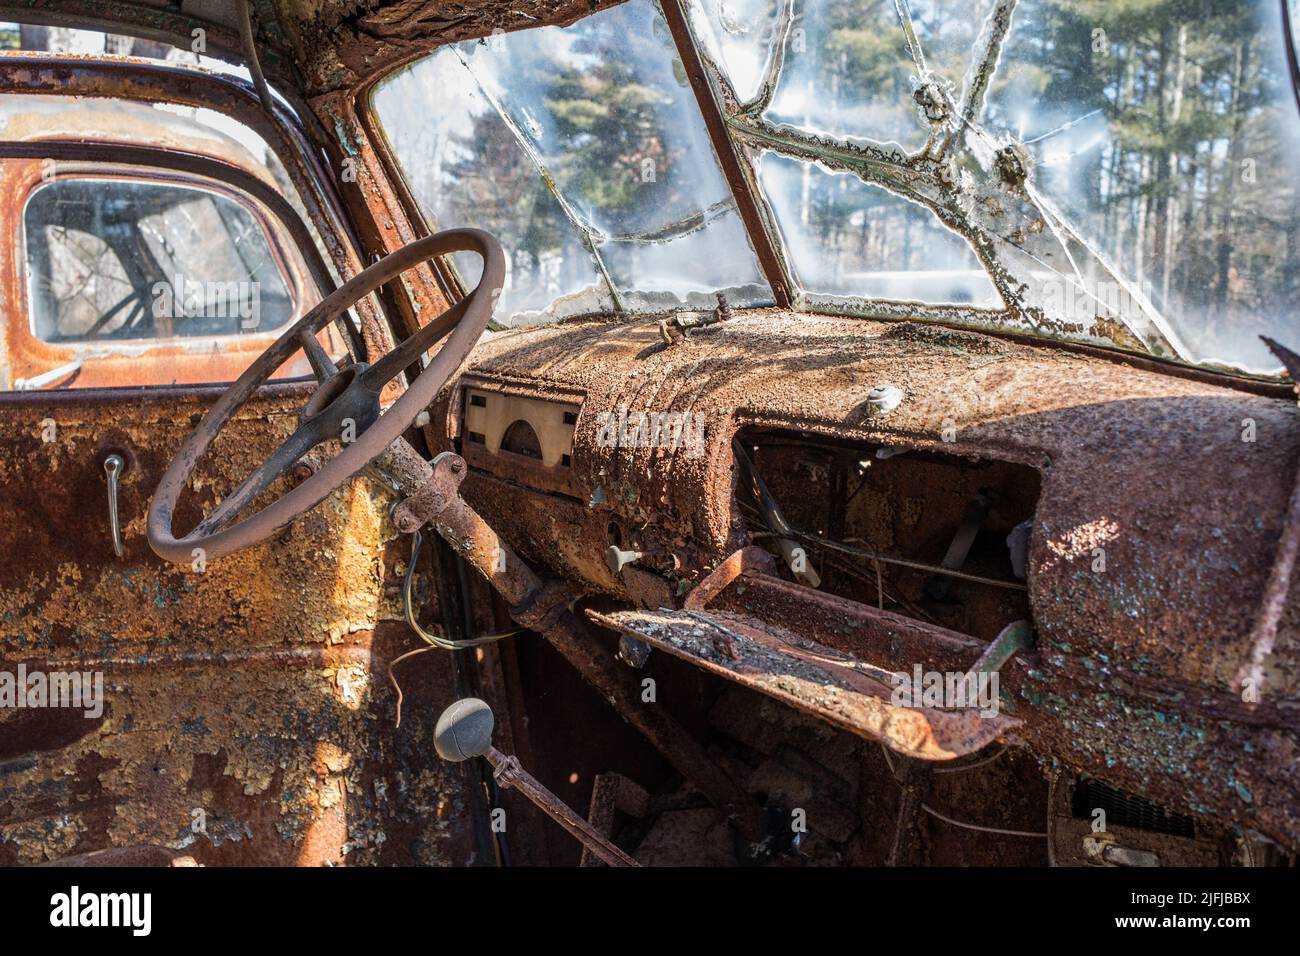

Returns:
660,0,794,308
237,0,279,122
484,746,640,867
827,535,1027,591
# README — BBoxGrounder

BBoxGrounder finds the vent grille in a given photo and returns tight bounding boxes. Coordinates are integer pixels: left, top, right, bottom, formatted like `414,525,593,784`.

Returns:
1071,779,1195,838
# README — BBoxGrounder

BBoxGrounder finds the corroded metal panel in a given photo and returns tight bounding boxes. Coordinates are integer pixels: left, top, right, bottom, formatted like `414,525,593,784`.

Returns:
0,387,474,865
587,606,1017,759
434,312,1300,849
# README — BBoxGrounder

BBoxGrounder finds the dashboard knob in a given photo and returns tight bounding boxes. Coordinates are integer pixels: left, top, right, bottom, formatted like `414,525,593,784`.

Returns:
606,545,643,575
865,383,903,415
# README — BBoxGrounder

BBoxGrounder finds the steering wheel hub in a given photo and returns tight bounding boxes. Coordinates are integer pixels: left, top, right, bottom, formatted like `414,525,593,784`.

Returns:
299,363,380,436
147,228,505,564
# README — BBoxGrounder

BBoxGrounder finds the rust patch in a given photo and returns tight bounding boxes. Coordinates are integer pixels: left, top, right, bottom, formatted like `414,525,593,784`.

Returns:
0,387,474,865
429,309,1300,848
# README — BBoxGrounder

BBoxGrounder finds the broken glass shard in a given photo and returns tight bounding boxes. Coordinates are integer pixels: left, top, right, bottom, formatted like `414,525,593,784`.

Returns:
685,0,786,104
374,52,612,326
375,0,771,324
984,0,1300,372
601,206,771,311
757,150,1001,307
761,0,991,151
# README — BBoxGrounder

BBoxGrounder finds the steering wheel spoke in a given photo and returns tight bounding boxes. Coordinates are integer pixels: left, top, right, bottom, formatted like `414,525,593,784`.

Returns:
194,419,327,536
358,293,473,392
148,228,505,564
298,326,338,382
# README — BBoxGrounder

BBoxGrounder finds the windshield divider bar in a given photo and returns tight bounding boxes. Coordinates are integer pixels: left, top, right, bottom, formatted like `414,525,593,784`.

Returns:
660,0,794,310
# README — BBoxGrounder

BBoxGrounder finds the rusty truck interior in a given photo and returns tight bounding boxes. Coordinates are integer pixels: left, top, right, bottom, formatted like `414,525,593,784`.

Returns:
0,0,1299,877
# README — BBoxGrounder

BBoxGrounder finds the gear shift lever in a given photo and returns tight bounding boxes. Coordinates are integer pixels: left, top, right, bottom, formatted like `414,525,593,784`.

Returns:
435,698,640,867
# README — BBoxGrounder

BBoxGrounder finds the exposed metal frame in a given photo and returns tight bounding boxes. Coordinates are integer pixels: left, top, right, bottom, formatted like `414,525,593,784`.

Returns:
661,0,793,309
0,141,364,358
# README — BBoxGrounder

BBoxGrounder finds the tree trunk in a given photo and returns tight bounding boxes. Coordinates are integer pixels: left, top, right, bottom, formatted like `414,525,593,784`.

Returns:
1214,39,1251,315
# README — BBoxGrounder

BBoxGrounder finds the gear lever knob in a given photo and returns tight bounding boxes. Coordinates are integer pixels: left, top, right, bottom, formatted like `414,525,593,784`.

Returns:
434,697,495,761
432,697,639,867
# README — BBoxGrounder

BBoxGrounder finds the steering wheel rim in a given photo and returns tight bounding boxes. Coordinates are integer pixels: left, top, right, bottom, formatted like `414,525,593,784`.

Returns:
147,227,505,565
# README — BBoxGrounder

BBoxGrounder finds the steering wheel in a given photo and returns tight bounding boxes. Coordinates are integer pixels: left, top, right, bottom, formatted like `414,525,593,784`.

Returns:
147,228,505,565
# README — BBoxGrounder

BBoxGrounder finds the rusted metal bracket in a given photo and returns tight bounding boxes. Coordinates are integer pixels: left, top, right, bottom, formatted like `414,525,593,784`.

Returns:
392,452,469,534
685,545,777,611
580,773,651,868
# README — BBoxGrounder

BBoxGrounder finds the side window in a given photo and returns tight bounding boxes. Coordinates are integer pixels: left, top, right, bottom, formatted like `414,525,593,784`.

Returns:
0,94,345,392
26,179,296,344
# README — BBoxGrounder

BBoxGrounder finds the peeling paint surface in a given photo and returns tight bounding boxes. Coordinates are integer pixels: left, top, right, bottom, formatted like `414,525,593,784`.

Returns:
0,386,475,865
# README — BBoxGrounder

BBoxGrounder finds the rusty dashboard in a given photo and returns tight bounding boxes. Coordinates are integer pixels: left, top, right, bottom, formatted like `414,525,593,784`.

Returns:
427,309,1300,852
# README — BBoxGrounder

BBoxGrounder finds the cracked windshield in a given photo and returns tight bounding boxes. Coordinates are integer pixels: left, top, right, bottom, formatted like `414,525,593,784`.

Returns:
376,0,1299,376
373,0,772,324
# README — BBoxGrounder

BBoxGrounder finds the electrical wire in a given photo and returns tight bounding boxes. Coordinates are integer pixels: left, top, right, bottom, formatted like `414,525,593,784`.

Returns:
933,745,1007,775
387,529,521,727
403,528,519,651
919,802,1048,839
879,743,1048,838
735,499,1025,593
387,645,433,729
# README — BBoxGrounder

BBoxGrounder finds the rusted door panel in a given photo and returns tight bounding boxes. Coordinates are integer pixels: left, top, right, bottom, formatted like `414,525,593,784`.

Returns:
0,386,473,865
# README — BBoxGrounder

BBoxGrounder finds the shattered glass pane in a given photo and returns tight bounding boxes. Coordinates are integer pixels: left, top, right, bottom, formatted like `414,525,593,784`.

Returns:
763,0,990,150
758,151,1001,306
373,51,611,326
685,0,786,103
981,0,1300,372
684,0,1297,374
374,0,771,324
602,206,773,310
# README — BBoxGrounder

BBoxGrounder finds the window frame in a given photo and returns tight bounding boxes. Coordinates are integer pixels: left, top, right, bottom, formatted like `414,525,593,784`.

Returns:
0,55,380,388
0,155,340,391
21,171,305,351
